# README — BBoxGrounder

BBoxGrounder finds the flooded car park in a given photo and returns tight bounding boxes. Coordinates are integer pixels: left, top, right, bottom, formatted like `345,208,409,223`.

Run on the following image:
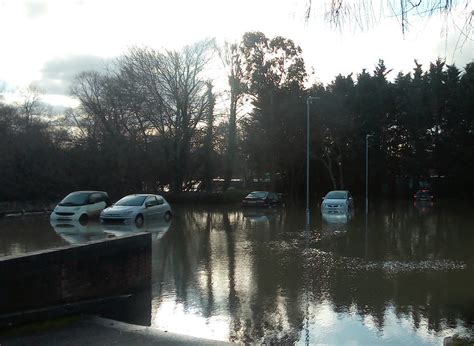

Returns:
1,201,473,344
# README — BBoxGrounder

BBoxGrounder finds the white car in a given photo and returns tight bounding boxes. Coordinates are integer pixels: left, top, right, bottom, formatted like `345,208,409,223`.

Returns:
50,191,110,222
321,190,354,214
100,194,172,226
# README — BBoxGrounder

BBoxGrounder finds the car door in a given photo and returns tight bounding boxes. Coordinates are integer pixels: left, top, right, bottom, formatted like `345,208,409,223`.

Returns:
155,196,167,217
87,193,105,216
144,196,159,218
347,192,354,208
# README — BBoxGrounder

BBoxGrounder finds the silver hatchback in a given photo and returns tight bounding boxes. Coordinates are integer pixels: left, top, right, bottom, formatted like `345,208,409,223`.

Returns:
100,194,172,226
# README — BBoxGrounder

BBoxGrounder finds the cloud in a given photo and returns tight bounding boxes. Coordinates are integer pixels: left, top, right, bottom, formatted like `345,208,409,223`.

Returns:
35,55,111,95
24,0,48,18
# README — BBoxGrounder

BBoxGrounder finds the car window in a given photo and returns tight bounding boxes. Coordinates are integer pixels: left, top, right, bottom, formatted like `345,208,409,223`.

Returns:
89,193,102,204
325,191,347,199
146,196,158,206
157,197,164,205
58,192,90,206
247,191,268,199
115,195,147,206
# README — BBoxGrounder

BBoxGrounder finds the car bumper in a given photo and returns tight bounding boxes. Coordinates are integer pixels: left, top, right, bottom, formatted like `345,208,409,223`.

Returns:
50,212,81,221
100,215,135,223
242,202,268,207
321,206,348,214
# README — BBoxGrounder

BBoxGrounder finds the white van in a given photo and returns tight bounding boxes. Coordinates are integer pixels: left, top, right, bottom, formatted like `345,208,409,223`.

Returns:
50,191,110,222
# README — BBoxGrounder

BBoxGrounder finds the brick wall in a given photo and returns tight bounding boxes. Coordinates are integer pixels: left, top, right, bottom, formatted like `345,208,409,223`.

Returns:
0,233,151,315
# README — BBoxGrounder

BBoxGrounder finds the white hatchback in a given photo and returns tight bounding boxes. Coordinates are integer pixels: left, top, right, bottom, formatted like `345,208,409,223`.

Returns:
50,191,110,222
321,190,354,214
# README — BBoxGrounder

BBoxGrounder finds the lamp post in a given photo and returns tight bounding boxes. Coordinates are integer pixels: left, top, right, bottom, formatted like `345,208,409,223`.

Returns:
306,96,319,229
365,134,373,217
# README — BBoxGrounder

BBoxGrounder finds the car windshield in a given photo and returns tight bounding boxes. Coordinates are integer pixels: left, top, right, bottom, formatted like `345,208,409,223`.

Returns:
325,191,347,199
59,192,90,206
416,191,431,197
247,191,268,199
115,195,147,206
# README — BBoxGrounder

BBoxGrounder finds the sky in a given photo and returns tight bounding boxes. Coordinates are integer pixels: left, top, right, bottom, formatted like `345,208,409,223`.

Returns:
0,0,472,109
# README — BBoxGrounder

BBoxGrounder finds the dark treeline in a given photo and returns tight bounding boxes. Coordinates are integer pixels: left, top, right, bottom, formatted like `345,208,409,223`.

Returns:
1,32,473,203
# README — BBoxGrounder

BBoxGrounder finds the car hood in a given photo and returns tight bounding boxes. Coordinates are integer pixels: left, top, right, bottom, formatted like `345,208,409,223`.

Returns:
322,198,347,204
54,205,82,212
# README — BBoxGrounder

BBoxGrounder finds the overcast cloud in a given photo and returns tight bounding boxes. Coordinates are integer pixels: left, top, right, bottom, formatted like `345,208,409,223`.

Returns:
35,55,110,95
0,0,472,109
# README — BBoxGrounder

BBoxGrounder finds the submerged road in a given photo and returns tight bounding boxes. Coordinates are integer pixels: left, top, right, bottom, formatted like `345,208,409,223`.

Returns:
1,316,231,345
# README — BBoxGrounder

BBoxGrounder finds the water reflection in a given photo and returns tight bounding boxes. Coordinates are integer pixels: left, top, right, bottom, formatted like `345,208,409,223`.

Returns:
103,220,171,240
1,203,473,343
414,200,434,215
151,204,474,344
321,210,353,235
0,216,68,256
50,220,112,244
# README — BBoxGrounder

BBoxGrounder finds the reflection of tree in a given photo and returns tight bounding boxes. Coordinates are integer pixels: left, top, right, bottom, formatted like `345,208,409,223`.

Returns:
0,218,68,256
152,205,474,343
222,211,242,341
323,202,474,263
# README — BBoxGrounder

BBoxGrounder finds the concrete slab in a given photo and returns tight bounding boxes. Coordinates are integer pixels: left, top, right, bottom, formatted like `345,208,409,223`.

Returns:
0,316,232,345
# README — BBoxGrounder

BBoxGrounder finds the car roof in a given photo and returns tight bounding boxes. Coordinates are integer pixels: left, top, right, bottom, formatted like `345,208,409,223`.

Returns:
123,194,160,197
71,191,108,194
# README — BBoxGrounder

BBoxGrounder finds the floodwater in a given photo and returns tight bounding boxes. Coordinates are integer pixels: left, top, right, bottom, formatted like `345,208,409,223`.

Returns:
1,201,473,344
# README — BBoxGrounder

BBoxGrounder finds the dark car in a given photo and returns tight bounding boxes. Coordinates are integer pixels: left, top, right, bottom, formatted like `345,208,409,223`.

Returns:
413,189,434,201
241,191,282,207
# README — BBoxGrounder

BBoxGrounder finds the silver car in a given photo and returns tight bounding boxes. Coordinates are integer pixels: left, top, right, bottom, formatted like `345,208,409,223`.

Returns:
100,194,172,226
321,190,354,214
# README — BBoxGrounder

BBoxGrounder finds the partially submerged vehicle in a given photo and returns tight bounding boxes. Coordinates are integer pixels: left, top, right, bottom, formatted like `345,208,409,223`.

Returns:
50,191,110,222
100,194,172,227
241,191,283,208
321,190,354,214
413,189,434,201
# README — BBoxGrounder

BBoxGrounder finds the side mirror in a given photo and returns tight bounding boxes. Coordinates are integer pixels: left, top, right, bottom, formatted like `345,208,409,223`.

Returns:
145,201,152,208
321,197,325,201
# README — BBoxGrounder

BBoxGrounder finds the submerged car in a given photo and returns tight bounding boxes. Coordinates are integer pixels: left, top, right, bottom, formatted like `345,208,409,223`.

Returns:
50,191,110,222
413,189,434,201
100,194,172,226
321,190,354,214
241,191,282,207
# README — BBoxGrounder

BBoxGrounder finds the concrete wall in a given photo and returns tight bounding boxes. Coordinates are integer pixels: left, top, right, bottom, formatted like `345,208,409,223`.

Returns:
0,233,151,315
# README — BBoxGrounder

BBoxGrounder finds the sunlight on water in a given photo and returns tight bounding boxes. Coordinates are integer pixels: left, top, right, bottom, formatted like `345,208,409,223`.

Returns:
2,201,473,344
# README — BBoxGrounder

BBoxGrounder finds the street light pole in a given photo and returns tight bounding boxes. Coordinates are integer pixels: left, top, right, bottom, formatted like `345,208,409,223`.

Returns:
365,134,373,217
306,96,319,230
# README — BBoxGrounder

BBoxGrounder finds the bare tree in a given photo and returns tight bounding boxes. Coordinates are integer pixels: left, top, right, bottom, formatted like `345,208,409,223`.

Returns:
306,0,473,39
120,40,215,192
217,41,245,190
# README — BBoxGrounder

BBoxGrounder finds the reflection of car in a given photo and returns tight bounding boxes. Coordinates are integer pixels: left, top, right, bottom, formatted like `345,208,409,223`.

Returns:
50,220,113,244
100,194,172,226
321,211,353,224
321,190,353,214
413,189,434,201
103,220,171,240
50,191,110,222
414,200,434,214
242,207,277,223
241,191,282,207
321,210,352,235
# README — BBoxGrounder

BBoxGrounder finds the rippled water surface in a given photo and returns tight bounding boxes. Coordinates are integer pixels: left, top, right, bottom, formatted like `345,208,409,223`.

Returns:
1,201,473,344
